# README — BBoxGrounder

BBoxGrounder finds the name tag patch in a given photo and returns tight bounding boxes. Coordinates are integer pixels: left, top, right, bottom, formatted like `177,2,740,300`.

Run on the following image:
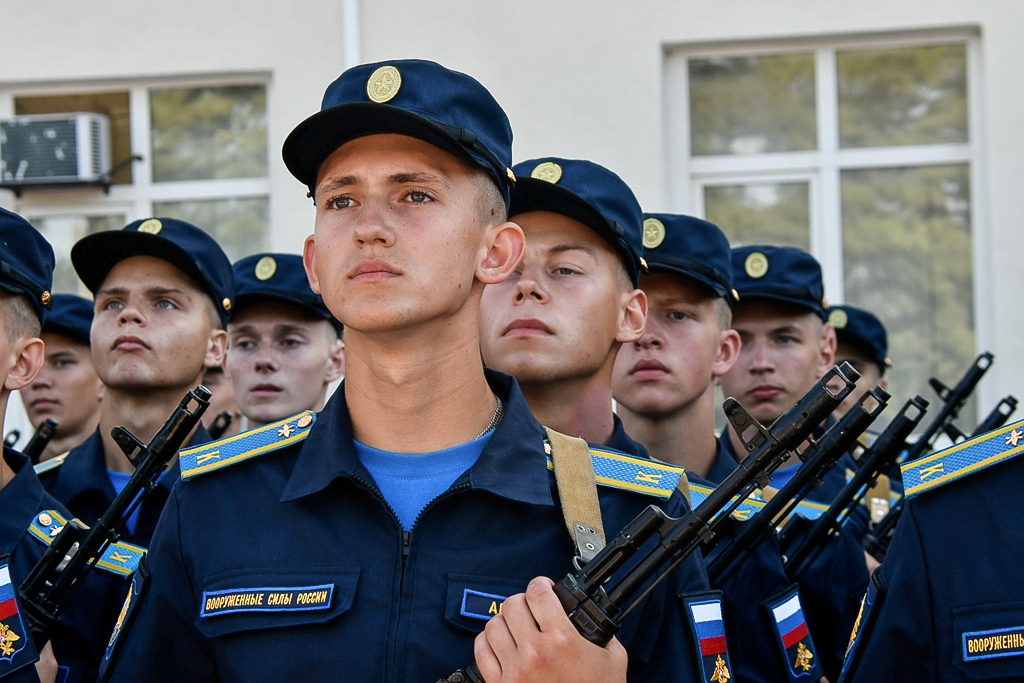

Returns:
963,626,1024,662
201,584,334,617
460,589,508,621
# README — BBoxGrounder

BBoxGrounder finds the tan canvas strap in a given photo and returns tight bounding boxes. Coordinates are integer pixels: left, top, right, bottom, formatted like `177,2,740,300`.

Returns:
545,427,606,564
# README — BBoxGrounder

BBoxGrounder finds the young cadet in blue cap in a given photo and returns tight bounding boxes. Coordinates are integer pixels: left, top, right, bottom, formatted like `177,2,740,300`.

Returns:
719,245,868,681
0,208,137,683
224,253,344,429
101,61,710,683
827,304,890,421
19,294,103,463
37,217,232,548
612,214,824,683
478,159,717,679
838,420,1024,681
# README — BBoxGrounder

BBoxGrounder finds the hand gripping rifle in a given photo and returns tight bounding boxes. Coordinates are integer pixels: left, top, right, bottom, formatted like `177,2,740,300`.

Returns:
438,364,859,683
864,352,993,562
706,385,890,586
781,395,927,579
22,418,58,465
19,385,210,644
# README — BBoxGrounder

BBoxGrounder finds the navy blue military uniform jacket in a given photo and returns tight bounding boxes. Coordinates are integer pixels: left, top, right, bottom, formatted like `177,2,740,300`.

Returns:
38,426,211,548
1,448,129,683
101,372,711,682
608,421,824,683
840,423,1024,682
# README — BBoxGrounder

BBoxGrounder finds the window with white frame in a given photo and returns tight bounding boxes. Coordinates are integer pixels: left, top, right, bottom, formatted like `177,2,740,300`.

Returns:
666,30,982,426
2,78,270,295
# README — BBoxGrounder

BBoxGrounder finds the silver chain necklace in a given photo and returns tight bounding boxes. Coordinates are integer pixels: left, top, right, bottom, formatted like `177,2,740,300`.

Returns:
474,395,504,440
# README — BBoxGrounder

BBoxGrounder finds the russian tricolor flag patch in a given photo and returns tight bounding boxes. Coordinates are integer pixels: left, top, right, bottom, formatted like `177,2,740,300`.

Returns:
769,588,819,679
0,561,33,673
684,594,733,682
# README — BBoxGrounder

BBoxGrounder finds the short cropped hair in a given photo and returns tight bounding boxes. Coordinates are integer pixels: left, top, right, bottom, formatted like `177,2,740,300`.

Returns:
0,292,42,342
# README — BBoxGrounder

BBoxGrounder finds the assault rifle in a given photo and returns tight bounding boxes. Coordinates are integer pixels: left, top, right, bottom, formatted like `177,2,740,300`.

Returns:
3,429,20,448
19,385,210,643
23,418,58,464
438,364,859,683
864,352,993,562
781,395,928,578
705,385,889,585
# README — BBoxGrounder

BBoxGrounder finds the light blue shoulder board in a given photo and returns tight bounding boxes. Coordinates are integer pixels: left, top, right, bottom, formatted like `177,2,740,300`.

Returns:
27,509,145,578
545,444,685,499
33,451,69,476
688,483,829,523
179,411,317,481
902,417,1024,498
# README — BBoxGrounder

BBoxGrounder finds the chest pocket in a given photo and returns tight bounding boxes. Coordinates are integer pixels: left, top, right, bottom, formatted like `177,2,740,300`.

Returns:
444,574,529,634
195,567,359,638
953,602,1024,680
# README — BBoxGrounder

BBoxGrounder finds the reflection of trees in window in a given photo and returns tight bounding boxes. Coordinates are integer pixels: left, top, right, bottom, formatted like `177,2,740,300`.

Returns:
30,215,124,295
150,85,268,182
154,197,269,263
838,44,968,148
842,164,974,425
705,182,811,249
689,53,816,155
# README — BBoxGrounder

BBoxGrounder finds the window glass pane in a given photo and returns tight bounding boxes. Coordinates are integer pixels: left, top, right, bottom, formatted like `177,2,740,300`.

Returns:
837,43,968,148
29,214,126,294
153,196,269,262
150,85,267,182
841,164,975,429
704,181,811,249
689,53,817,155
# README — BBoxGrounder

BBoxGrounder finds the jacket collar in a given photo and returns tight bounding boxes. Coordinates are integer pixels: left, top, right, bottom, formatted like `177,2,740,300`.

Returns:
281,369,554,507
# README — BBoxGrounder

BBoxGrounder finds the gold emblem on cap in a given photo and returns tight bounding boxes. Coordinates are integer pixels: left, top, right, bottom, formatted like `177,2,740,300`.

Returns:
531,162,562,184
138,218,162,235
222,297,232,311
828,309,848,329
255,256,277,281
642,218,666,249
297,414,313,429
367,65,402,103
744,252,769,279
41,291,51,307
38,512,52,527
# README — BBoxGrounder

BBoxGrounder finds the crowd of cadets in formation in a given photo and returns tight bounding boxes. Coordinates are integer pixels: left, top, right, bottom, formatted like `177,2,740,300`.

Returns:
0,58,1018,683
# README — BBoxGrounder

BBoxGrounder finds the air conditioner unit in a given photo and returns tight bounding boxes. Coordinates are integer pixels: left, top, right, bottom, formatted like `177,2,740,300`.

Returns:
0,112,111,187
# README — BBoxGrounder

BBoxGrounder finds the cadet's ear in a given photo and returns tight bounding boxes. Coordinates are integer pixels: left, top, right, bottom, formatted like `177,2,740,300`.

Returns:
477,222,525,285
713,327,742,379
324,339,345,383
615,289,647,344
3,336,44,392
205,329,228,371
818,321,837,377
303,234,321,295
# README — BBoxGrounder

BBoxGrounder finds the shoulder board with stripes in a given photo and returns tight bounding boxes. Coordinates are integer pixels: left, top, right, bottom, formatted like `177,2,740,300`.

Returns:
33,451,69,476
902,417,1024,499
27,509,145,578
688,483,829,523
544,444,684,499
180,411,317,481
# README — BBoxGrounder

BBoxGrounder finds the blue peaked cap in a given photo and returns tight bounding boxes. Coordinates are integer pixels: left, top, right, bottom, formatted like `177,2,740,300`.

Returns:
731,245,827,320
43,293,94,344
510,157,645,286
71,217,235,326
283,59,515,206
232,253,341,336
0,207,54,323
640,213,737,304
828,304,890,373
